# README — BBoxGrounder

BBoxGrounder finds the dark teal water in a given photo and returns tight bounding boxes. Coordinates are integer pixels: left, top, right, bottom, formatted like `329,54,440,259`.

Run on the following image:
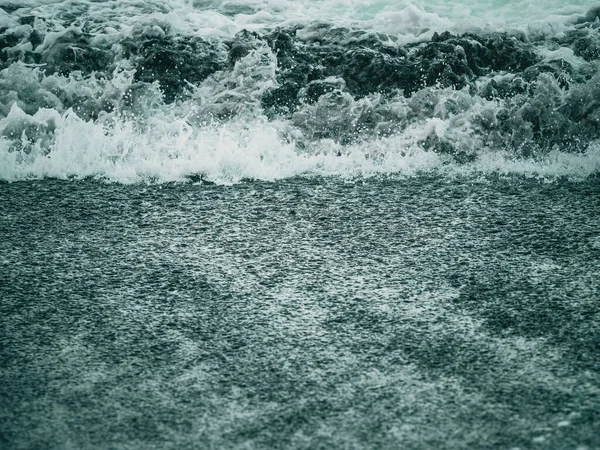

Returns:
1,176,599,449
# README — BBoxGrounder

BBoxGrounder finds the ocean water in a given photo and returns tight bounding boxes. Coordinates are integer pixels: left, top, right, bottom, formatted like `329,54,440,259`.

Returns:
1,1,600,449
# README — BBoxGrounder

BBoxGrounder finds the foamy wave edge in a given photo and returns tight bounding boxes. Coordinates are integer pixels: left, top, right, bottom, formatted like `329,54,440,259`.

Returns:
1,108,598,184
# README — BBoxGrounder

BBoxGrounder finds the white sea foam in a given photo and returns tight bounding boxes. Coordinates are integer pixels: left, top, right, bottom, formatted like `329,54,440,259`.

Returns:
1,103,598,184
4,0,598,41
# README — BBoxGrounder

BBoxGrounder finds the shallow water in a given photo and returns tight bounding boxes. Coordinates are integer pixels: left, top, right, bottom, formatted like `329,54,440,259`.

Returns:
1,176,599,449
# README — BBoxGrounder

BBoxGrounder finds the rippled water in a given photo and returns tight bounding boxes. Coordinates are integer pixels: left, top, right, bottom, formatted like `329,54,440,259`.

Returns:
2,177,599,449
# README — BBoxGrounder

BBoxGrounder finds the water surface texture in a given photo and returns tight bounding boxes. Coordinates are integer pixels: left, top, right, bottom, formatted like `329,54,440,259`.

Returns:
1,0,599,449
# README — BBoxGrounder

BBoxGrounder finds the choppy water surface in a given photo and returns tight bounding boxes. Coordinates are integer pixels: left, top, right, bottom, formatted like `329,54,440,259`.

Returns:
1,177,599,449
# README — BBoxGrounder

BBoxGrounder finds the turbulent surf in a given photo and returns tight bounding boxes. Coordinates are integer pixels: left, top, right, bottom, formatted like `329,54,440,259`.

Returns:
1,0,600,182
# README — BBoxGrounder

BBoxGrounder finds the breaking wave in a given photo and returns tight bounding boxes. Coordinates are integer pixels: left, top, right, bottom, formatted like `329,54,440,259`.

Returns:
1,1,600,182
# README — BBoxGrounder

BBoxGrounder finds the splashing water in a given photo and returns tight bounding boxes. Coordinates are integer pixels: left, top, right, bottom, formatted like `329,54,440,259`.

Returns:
1,0,600,182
